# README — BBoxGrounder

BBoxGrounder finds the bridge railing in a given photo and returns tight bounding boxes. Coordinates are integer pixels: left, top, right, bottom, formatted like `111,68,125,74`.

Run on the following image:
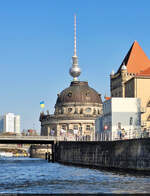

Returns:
0,136,57,140
0,135,93,141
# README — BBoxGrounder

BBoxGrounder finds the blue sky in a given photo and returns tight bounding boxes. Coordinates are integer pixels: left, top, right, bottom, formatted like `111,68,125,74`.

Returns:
0,0,150,133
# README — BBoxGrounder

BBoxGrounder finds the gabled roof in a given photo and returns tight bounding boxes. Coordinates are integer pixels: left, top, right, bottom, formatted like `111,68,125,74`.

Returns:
117,41,150,74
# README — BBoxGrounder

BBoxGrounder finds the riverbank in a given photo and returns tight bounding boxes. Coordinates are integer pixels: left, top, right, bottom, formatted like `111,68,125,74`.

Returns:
0,144,29,157
54,138,150,173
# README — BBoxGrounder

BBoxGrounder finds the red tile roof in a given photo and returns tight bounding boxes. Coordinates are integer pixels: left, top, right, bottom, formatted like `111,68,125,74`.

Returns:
117,41,150,74
104,97,111,100
136,67,150,76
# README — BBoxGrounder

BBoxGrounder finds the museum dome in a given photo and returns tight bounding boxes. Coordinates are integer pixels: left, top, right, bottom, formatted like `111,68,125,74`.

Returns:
56,81,102,105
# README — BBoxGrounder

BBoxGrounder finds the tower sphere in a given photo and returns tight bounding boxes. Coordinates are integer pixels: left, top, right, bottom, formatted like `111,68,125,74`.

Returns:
69,66,81,79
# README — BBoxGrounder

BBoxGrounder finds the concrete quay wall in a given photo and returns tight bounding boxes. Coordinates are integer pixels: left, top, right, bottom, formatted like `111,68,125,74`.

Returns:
55,138,150,172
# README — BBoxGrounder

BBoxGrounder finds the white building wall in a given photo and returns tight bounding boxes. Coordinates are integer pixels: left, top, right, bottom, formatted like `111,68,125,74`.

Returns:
0,116,4,133
95,116,103,141
14,115,20,134
95,98,141,141
111,98,141,140
5,113,15,132
0,113,20,134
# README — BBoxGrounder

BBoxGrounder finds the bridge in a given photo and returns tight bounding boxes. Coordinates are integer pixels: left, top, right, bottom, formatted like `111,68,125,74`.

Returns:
0,136,58,144
0,136,59,162
0,135,80,144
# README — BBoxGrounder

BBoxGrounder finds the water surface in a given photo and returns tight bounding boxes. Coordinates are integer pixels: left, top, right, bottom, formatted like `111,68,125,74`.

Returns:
0,157,150,194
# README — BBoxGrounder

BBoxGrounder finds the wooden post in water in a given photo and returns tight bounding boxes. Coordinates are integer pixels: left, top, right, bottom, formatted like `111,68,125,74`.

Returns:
48,152,50,162
52,141,57,163
45,152,48,160
52,143,54,163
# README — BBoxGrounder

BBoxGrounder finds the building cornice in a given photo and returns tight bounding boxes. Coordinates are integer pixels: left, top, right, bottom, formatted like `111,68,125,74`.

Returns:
40,113,101,122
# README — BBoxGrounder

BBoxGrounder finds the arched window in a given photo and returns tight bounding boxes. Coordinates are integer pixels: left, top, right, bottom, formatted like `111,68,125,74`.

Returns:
68,108,72,113
85,108,91,113
147,115,150,121
68,92,72,97
147,101,150,107
62,124,66,130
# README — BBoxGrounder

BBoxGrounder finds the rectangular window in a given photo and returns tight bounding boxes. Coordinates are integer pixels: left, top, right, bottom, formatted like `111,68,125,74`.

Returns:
73,125,78,130
62,125,66,130
86,125,91,130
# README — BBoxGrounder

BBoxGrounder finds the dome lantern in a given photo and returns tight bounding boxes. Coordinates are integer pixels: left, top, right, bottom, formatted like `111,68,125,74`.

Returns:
121,62,127,71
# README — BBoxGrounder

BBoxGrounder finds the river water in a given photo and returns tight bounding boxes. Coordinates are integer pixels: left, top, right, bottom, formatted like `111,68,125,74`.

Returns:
0,157,150,194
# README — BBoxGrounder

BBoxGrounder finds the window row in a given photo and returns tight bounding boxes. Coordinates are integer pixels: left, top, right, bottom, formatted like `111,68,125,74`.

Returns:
61,124,91,131
56,107,101,115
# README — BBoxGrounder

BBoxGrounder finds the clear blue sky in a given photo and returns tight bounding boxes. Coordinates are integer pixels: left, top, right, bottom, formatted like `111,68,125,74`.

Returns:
0,0,150,133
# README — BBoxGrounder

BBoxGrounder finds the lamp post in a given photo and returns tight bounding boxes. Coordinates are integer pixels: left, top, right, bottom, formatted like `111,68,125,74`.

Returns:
129,117,133,139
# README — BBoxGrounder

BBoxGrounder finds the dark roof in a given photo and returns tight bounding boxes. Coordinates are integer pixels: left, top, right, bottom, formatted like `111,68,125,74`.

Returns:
56,81,102,105
117,42,134,74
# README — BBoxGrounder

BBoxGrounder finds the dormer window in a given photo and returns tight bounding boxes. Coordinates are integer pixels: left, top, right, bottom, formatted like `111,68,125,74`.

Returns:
68,92,72,97
68,108,72,113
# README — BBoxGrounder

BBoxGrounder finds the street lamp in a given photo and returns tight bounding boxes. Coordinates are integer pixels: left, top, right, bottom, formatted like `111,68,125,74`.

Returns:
129,117,133,139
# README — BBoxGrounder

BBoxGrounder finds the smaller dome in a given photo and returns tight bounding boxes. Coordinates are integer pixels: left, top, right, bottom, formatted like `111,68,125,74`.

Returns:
110,70,115,75
121,63,127,70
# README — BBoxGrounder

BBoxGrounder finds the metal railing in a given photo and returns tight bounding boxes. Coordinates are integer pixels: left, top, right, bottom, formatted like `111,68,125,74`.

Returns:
0,135,93,141
0,136,57,140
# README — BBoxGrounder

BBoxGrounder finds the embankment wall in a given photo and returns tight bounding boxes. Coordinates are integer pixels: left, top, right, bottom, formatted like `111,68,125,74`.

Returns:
55,138,150,172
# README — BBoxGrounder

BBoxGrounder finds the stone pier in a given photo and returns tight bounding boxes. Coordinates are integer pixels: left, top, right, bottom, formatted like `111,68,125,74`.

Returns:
29,144,52,159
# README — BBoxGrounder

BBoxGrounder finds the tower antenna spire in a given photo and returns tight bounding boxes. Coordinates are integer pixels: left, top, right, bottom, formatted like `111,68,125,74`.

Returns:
74,14,77,56
69,14,81,81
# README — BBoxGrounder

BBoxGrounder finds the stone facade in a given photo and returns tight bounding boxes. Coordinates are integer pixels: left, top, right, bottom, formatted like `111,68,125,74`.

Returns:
125,76,150,130
111,69,135,97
